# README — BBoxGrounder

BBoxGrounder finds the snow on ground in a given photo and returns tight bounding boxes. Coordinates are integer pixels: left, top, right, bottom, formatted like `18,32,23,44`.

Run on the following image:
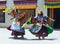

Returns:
0,28,60,44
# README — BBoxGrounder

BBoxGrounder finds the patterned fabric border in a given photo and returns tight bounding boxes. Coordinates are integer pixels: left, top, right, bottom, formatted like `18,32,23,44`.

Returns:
13,0,37,2
0,1,6,9
14,1,37,4
14,4,37,9
44,2,60,8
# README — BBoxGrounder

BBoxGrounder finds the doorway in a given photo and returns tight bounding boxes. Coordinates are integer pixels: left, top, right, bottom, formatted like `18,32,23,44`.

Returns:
54,8,60,29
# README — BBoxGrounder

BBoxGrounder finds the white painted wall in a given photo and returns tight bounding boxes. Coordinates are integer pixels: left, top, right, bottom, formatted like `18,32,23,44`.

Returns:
0,0,47,27
36,0,47,17
0,0,14,27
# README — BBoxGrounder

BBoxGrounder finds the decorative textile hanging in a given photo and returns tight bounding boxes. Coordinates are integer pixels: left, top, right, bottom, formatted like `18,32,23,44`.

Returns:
13,0,37,9
44,0,60,8
0,0,6,9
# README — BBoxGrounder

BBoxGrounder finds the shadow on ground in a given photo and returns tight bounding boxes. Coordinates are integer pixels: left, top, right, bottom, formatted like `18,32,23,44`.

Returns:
9,37,28,40
31,38,57,40
9,37,57,41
